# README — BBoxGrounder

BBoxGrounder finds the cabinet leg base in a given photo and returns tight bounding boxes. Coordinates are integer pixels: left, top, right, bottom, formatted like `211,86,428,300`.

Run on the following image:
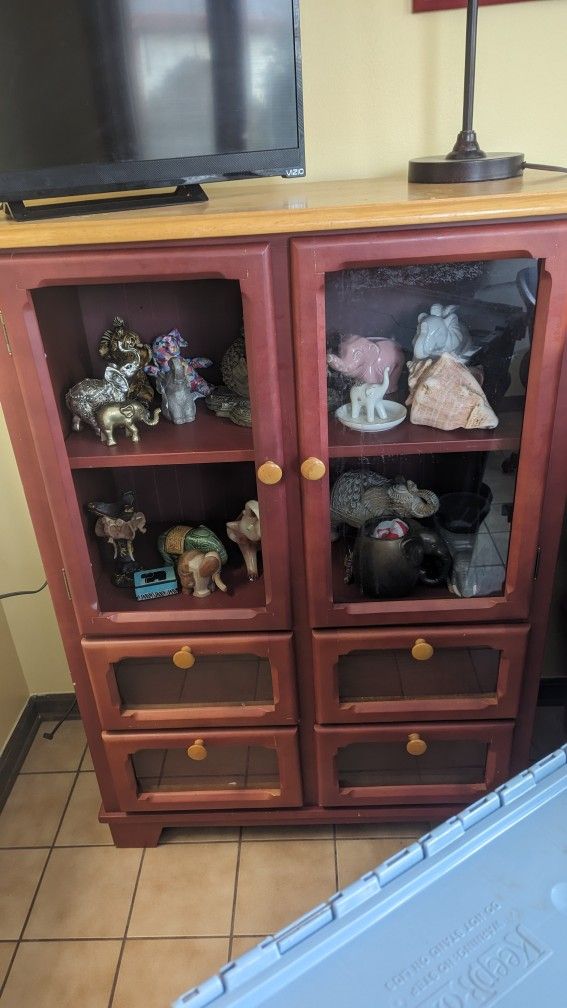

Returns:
107,820,162,848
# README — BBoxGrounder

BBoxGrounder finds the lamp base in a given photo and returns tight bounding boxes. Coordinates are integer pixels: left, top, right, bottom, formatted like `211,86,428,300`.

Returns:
408,151,524,184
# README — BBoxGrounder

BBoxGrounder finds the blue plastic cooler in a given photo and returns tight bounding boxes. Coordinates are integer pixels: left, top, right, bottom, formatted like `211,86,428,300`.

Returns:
173,746,567,1008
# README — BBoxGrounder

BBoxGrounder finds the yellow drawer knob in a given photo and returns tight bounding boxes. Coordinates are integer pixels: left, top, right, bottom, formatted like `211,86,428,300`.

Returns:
300,457,326,481
407,733,428,757
172,646,195,669
411,638,434,661
187,739,207,761
257,461,283,485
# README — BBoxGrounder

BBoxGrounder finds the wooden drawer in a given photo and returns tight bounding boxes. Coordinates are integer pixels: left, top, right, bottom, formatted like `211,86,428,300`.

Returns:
84,633,297,730
315,722,513,806
313,626,527,724
103,727,303,812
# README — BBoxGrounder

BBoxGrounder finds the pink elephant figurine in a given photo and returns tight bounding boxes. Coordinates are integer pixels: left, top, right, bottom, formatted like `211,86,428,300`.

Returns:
327,335,405,393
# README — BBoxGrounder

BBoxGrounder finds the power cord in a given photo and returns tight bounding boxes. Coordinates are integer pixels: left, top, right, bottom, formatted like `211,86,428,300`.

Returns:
0,580,47,601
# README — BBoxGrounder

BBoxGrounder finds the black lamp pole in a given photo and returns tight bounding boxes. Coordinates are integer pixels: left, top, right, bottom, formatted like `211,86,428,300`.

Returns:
408,0,524,183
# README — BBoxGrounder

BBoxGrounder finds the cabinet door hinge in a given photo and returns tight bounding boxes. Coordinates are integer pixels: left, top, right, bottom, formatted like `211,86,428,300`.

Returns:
0,310,12,356
533,547,542,581
61,568,72,601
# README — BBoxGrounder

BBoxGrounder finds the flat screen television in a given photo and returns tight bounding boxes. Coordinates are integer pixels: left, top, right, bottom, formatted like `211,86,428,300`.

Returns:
0,0,304,217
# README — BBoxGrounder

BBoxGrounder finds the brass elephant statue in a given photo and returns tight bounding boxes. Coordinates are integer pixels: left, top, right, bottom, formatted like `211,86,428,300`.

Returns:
96,401,161,446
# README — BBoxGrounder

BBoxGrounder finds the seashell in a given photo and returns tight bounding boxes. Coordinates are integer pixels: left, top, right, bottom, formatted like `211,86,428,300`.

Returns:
406,354,498,431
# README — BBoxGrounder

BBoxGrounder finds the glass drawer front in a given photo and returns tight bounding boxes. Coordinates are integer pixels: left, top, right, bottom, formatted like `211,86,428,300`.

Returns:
132,744,280,794
337,648,498,704
313,627,526,722
116,654,274,710
337,740,488,788
85,634,296,729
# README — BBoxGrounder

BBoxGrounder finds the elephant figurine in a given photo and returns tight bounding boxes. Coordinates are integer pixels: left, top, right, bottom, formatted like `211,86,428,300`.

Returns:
87,491,146,587
155,356,197,424
330,470,439,541
94,511,147,561
350,368,390,423
157,524,228,597
66,361,139,437
96,401,161,446
144,328,213,399
226,500,261,581
176,549,228,598
327,335,405,393
412,304,474,362
98,316,154,405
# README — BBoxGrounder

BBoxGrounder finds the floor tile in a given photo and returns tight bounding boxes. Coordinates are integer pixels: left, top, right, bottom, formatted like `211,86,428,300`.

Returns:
81,748,94,772
241,825,333,840
234,840,336,936
112,938,229,1008
0,849,48,940
336,837,409,889
128,843,238,938
160,826,240,844
491,531,511,564
0,943,16,985
0,773,75,848
335,821,428,839
0,940,121,1008
21,721,86,773
231,936,267,959
55,773,111,846
24,847,142,939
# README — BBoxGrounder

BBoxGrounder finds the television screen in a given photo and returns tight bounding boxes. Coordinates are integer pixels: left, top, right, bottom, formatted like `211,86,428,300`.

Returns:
0,0,304,200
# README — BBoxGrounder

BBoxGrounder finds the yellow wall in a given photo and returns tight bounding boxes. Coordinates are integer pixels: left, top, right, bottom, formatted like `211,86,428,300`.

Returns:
0,603,29,752
1,0,567,694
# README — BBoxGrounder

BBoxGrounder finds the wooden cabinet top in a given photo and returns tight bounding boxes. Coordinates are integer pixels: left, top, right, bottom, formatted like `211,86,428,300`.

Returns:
2,172,567,251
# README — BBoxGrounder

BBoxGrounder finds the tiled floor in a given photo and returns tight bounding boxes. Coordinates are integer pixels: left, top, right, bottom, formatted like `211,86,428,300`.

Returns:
0,720,428,1008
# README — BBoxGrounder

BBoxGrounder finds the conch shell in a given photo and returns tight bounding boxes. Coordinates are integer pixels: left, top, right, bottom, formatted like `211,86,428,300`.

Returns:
406,353,498,431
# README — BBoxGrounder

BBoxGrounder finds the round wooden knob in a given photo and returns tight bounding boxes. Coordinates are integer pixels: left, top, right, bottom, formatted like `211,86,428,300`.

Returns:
300,457,326,481
411,638,434,661
406,733,428,757
257,461,283,485
187,739,207,761
172,646,195,669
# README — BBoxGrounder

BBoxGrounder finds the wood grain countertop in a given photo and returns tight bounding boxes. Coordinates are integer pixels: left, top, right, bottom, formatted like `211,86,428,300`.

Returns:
1,171,567,250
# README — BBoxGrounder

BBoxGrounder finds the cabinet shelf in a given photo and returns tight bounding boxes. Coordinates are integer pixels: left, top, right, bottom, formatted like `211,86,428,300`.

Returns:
328,410,522,459
95,563,265,618
67,403,254,469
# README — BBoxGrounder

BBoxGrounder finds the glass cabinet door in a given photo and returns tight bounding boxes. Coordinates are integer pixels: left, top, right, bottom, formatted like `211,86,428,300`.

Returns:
293,226,567,626
2,242,292,635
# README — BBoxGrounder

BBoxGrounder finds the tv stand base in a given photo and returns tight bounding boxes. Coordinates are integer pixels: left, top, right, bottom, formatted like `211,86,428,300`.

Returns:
3,184,209,222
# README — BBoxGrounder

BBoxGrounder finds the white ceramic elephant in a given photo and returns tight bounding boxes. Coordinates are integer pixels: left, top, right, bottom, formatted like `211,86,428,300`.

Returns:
350,368,390,423
226,500,261,581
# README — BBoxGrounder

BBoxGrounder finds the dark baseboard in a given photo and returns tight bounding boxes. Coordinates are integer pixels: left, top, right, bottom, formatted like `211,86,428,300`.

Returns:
0,692,78,812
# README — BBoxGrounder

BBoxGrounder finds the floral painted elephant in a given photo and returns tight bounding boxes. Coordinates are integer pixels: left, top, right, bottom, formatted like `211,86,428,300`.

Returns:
145,328,213,399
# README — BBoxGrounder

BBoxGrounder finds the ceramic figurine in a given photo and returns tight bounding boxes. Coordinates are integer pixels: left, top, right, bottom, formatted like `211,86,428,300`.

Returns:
66,360,139,438
226,500,261,581
87,491,147,588
158,524,228,597
412,304,474,362
330,470,439,541
145,328,213,399
352,516,451,598
155,357,197,424
176,549,228,598
406,354,499,430
98,317,154,404
327,335,405,393
96,401,161,446
206,335,252,427
335,368,407,432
